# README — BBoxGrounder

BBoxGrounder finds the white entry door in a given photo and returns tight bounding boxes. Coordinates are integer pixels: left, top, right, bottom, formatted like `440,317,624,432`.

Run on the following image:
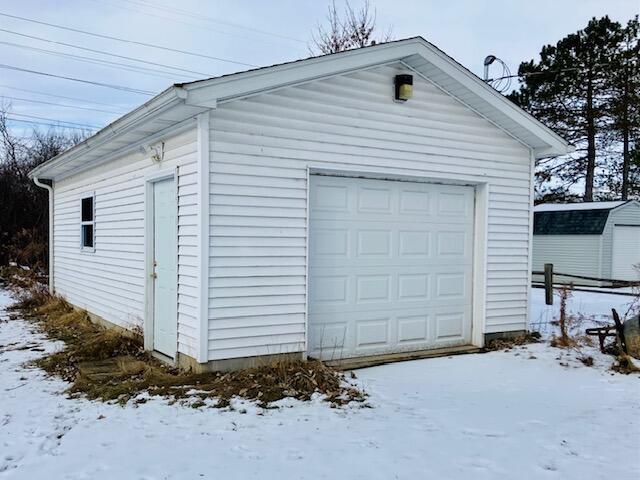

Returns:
612,225,640,281
152,177,177,357
308,175,474,361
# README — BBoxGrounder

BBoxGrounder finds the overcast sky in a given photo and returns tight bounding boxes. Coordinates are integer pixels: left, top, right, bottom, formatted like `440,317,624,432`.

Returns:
1,0,637,135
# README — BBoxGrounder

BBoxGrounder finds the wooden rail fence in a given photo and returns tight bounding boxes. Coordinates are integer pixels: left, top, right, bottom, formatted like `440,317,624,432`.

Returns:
532,263,640,305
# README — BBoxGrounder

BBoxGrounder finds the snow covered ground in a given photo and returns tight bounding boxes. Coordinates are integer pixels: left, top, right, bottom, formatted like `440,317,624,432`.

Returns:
1,285,639,480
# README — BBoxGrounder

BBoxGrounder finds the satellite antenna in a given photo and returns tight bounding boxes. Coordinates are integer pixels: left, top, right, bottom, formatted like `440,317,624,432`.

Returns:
483,54,512,93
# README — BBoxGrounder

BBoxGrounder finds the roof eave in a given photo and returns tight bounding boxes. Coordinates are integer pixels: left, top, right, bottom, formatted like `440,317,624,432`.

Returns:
30,36,572,180
29,86,188,180
408,41,570,158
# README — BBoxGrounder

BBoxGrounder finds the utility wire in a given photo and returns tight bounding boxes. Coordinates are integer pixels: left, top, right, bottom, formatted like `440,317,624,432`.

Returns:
6,117,97,131
0,28,211,77
8,112,101,129
89,0,305,50
0,40,202,81
0,95,123,114
0,64,155,95
487,61,620,82
0,84,130,109
0,12,258,68
110,0,305,44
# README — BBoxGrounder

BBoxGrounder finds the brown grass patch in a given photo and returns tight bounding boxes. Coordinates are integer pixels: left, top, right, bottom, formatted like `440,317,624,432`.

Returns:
611,354,640,375
578,355,594,367
549,335,580,348
0,265,45,292
11,287,366,409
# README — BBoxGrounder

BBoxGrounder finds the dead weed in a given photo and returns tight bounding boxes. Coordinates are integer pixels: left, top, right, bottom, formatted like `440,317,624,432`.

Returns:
10,288,366,409
612,354,640,375
484,332,541,351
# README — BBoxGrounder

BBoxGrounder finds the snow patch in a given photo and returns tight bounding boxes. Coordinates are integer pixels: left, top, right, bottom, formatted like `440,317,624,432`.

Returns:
0,286,638,479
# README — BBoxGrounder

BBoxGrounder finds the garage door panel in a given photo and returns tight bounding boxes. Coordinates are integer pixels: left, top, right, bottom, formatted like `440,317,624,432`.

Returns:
309,307,472,358
309,268,471,311
310,231,473,266
308,293,471,314
312,211,472,224
308,175,474,360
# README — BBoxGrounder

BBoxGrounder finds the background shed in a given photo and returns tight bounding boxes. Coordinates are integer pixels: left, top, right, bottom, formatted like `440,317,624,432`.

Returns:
532,201,640,285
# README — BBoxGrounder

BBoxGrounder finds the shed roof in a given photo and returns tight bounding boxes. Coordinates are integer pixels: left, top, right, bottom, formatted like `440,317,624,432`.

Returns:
30,37,571,181
534,201,627,212
533,201,634,235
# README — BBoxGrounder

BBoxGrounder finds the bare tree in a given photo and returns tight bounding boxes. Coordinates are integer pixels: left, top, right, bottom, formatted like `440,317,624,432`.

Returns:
310,1,392,55
0,105,87,268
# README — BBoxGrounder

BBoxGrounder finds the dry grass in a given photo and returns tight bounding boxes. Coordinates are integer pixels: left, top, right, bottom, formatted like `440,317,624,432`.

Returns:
484,332,541,351
10,287,366,409
578,355,594,367
0,265,45,292
612,354,640,375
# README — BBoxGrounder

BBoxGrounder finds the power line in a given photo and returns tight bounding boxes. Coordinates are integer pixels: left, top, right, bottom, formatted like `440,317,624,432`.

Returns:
0,84,130,109
0,64,155,95
6,117,97,131
108,0,306,45
0,95,123,114
8,112,100,129
0,39,202,80
0,12,258,68
0,28,211,78
87,0,303,51
487,61,619,82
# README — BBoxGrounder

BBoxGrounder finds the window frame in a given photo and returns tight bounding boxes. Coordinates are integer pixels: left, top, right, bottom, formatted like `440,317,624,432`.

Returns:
80,192,96,252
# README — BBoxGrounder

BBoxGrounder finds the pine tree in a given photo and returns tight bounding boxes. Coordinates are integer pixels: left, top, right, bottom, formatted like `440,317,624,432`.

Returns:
607,16,640,200
509,17,624,201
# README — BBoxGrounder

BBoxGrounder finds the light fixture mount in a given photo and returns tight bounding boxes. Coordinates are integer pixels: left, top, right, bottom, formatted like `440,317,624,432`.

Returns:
394,74,413,102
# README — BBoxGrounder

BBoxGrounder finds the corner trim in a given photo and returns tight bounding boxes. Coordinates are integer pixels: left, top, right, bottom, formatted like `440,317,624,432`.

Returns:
472,182,488,348
196,111,211,363
525,149,535,331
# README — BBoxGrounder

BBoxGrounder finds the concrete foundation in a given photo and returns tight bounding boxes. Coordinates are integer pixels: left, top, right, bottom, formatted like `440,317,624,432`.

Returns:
484,330,528,344
176,351,306,373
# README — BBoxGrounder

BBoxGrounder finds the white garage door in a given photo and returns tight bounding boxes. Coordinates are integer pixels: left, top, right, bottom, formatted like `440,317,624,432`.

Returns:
612,226,640,281
308,175,474,361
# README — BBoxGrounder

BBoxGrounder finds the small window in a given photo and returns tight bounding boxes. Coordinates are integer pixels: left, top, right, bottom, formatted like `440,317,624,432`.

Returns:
81,195,95,250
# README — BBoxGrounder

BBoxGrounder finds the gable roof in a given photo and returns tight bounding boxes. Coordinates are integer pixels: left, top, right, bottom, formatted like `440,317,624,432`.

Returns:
533,201,637,235
30,37,571,181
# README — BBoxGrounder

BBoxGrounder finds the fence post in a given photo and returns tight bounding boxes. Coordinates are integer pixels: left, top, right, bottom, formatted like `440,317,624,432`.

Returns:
544,263,554,305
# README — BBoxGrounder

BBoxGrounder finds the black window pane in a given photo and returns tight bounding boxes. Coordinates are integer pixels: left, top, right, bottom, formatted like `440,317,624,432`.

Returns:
82,224,94,248
81,197,93,222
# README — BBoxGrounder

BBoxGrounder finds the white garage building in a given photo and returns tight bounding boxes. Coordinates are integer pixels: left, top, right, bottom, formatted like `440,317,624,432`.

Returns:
30,38,570,370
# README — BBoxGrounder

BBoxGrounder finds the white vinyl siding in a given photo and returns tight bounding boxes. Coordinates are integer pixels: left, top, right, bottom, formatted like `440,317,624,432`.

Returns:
207,62,532,360
52,128,199,358
532,235,603,285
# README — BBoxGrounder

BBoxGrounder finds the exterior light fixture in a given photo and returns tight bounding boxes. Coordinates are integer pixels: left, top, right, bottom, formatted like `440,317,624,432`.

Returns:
394,74,413,101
